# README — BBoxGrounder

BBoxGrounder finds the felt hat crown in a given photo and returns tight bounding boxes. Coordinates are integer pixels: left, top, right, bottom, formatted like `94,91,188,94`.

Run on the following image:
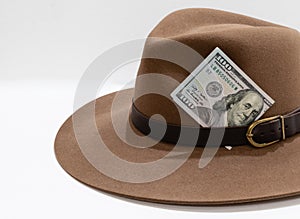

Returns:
133,8,300,126
55,8,300,205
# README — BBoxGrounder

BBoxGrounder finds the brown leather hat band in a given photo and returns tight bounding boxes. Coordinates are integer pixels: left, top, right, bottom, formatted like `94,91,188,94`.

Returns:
131,104,300,147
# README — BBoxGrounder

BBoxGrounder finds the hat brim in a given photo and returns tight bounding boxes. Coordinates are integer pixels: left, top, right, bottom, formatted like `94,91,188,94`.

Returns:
54,88,300,205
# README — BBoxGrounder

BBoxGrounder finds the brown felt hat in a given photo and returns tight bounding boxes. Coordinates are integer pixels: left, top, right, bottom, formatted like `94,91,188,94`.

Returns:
55,8,300,205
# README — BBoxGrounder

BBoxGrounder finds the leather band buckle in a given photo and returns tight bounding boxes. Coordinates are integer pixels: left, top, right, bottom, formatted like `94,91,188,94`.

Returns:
246,115,286,148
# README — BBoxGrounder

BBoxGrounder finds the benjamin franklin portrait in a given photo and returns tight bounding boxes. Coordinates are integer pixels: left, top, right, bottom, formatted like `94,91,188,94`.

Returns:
197,89,264,127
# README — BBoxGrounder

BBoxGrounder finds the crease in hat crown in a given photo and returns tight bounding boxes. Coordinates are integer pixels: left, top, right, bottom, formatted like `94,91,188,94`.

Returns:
133,8,300,126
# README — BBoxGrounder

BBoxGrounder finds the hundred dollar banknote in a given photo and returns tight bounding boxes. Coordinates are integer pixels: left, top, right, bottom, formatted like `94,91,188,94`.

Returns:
170,47,275,127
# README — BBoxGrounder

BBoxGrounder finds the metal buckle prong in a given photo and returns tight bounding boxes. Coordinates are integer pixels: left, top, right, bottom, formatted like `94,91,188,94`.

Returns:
280,115,286,140
246,115,285,148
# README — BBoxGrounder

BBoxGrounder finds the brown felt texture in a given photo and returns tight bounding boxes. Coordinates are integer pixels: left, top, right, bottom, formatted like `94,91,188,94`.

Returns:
134,8,300,125
55,8,300,205
55,89,300,205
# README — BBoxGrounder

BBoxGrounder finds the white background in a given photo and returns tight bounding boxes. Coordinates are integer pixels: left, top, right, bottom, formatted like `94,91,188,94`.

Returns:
1,0,300,218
